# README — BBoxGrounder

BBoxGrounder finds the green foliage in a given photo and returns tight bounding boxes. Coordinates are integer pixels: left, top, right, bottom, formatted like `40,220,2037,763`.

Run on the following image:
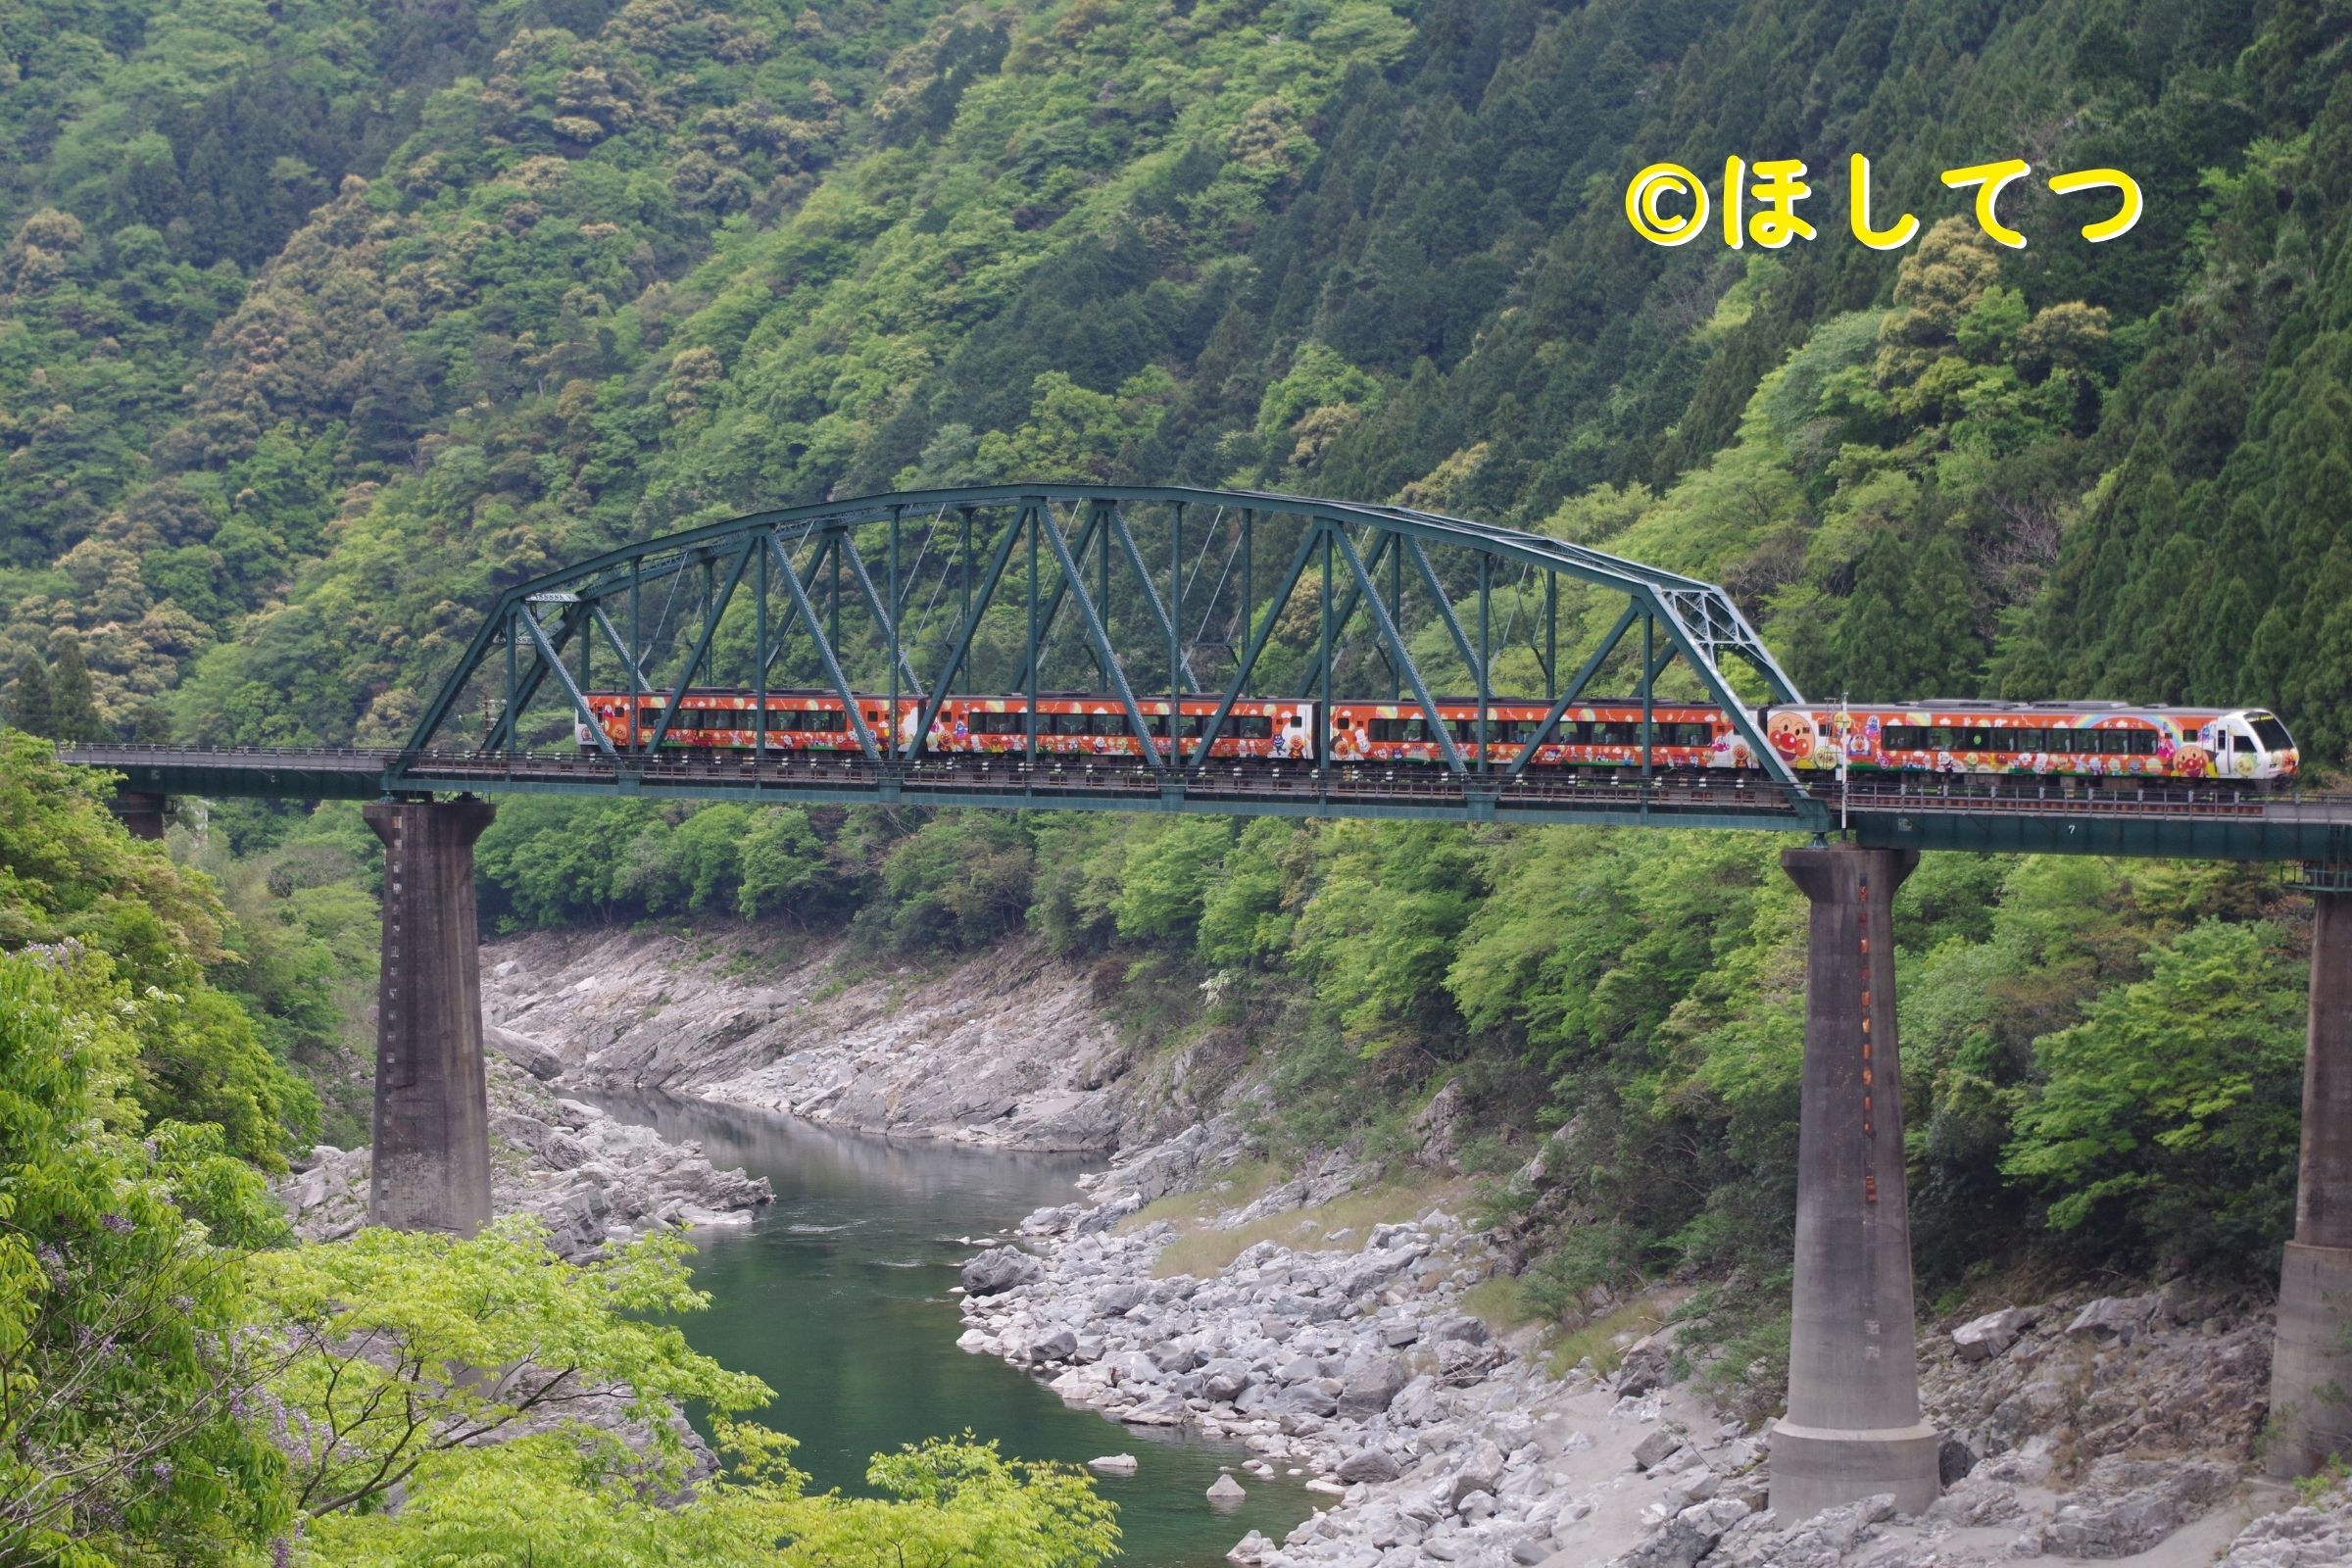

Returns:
0,947,292,1566
2004,919,2305,1267
1197,816,1301,969
1292,821,1482,1055
252,1218,771,1518
0,732,316,1163
872,812,1035,953
308,1426,1118,1568
1111,816,1235,944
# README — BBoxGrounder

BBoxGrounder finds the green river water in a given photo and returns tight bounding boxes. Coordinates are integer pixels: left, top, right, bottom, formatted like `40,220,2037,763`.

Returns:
591,1092,1317,1566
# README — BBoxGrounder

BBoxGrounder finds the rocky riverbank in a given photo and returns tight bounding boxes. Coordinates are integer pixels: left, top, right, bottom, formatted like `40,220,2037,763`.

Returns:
480,925,1136,1151
951,1117,2339,1568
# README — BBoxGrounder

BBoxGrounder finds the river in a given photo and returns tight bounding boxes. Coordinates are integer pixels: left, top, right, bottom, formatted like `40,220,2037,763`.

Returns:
592,1091,1316,1565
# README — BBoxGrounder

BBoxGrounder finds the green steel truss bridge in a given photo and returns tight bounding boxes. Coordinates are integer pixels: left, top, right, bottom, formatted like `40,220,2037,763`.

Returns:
57,483,2352,865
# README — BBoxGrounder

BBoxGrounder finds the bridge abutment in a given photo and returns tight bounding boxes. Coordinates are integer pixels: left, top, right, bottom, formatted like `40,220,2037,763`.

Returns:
1771,845,1940,1521
364,798,495,1237
2269,883,2352,1477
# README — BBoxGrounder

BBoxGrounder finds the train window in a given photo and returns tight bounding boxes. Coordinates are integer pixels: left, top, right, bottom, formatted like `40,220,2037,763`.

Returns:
1237,714,1272,740
970,710,1018,735
2253,716,2293,749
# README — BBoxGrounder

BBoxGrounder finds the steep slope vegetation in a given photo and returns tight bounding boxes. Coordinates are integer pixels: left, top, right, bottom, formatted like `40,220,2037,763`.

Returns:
1,0,2344,754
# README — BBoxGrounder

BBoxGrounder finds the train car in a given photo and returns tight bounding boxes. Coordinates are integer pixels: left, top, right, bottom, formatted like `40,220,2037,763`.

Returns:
927,694,1315,761
577,689,1317,761
1757,702,2300,785
1326,699,1751,774
578,689,922,751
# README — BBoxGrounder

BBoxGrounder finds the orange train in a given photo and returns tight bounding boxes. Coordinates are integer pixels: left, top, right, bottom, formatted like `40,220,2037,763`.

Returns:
576,691,2302,786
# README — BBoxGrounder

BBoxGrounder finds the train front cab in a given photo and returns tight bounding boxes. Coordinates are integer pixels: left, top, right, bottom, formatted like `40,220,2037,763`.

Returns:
2223,710,2299,786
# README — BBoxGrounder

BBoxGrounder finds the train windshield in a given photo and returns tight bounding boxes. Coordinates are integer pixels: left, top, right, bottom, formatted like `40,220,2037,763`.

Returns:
2251,715,2295,750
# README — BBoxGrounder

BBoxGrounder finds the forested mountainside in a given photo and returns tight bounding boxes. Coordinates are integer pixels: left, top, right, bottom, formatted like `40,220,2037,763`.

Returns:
3,0,2347,755
2,0,2348,1488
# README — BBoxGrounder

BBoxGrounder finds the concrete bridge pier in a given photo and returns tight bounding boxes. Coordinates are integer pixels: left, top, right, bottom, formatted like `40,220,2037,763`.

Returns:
2268,880,2352,1477
364,797,495,1237
111,789,168,840
1771,845,1941,1521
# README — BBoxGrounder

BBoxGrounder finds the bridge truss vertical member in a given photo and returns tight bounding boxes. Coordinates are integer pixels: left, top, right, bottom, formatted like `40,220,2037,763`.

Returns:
365,797,495,1237
2269,865,2352,1477
1773,845,1941,1522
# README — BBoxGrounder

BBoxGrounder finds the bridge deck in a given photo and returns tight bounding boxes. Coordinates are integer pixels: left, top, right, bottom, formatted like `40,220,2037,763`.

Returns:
58,744,2352,862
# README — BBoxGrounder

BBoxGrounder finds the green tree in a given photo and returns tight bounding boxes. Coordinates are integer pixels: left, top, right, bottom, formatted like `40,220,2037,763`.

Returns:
257,1221,1117,1566
0,948,293,1566
252,1219,770,1519
736,807,830,921
1197,817,1298,968
1112,817,1235,944
875,814,1034,952
2004,919,2305,1269
44,638,100,744
8,660,53,738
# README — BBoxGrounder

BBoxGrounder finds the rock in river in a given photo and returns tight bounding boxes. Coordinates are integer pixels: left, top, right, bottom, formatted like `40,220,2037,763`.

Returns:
960,1245,1043,1296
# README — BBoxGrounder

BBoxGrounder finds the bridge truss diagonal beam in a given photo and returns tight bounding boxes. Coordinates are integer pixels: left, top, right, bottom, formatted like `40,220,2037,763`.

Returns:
1329,522,1464,775
1034,500,1165,770
768,532,881,761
